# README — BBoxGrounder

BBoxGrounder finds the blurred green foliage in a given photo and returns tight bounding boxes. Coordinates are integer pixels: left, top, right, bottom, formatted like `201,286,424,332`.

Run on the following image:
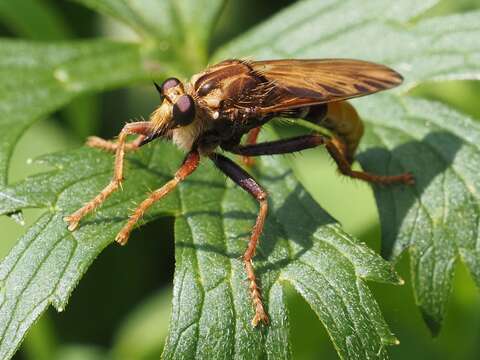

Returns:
0,0,479,359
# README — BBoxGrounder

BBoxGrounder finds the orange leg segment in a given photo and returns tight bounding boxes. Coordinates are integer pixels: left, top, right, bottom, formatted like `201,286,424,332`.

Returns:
86,134,146,152
115,150,200,245
242,127,261,167
325,138,414,185
64,121,152,231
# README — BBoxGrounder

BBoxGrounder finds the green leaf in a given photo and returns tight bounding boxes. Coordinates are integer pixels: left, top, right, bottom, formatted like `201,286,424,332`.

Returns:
0,0,72,40
0,37,162,236
2,0,480,358
75,0,179,41
54,345,107,360
76,0,226,68
215,0,480,333
0,136,400,360
0,1,101,144
111,288,172,359
214,0,480,89
356,94,480,334
0,39,160,188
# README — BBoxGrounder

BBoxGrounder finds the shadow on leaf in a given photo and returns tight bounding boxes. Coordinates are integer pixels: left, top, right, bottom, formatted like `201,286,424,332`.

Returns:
358,131,463,260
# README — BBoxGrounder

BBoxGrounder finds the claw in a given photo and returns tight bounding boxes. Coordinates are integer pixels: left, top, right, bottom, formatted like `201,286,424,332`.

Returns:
242,156,255,167
115,231,130,246
403,172,415,185
251,312,269,327
64,216,79,231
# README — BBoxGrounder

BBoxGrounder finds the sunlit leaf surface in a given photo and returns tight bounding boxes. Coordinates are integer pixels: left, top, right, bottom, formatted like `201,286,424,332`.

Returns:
0,0,479,358
216,0,480,333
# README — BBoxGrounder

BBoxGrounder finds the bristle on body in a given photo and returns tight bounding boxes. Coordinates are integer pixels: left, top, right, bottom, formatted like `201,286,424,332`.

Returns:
150,103,172,133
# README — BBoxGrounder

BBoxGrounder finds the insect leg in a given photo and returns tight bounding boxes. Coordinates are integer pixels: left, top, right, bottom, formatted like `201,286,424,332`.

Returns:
225,134,326,156
325,137,414,185
86,134,146,153
226,135,414,185
242,127,262,167
210,153,269,327
64,121,152,231
115,150,200,245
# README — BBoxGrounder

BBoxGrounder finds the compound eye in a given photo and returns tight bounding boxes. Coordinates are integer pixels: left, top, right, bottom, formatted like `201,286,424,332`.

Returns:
172,95,196,126
160,77,181,94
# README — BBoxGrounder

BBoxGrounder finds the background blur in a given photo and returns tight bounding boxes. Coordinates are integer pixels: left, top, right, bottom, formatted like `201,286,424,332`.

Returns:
1,0,479,359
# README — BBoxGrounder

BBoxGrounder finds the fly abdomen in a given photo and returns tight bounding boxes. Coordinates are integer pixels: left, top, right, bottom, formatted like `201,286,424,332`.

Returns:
307,102,364,164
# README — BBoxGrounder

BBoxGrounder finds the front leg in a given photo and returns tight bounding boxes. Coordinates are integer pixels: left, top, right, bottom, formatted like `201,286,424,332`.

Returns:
210,153,269,327
116,150,200,245
64,121,152,231
87,134,146,152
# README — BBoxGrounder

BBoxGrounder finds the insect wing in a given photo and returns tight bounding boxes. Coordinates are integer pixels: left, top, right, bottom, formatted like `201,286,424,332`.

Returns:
248,59,403,114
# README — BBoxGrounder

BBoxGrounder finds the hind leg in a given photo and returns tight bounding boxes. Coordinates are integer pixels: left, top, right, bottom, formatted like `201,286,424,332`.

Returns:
325,136,414,185
241,127,261,167
226,134,414,185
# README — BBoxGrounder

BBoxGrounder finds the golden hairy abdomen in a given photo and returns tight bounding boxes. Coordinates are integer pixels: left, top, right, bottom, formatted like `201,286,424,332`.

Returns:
323,102,364,164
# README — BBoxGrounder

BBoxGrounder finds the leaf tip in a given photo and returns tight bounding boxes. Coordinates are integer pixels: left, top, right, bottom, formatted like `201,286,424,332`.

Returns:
50,294,67,313
381,335,400,347
420,309,442,337
8,211,25,226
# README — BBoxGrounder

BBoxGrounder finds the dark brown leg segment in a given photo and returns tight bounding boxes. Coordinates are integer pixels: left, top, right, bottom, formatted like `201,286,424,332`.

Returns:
115,150,200,245
64,121,152,231
227,134,414,185
227,134,325,156
210,153,269,326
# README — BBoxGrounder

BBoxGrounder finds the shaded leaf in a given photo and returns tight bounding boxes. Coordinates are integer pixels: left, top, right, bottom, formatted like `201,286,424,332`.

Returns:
0,0,71,40
215,0,480,333
0,137,400,360
112,288,172,359
356,94,480,334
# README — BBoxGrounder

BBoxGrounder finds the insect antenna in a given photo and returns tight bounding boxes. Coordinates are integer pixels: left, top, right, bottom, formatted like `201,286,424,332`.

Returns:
153,81,164,100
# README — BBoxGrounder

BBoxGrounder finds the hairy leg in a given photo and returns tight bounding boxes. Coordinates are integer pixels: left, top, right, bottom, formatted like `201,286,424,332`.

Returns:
116,150,200,245
210,153,269,326
226,134,414,185
64,121,152,231
325,138,414,184
86,134,146,152
242,127,261,166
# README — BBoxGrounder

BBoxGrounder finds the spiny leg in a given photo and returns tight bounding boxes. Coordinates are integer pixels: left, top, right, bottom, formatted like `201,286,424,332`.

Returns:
64,121,152,231
242,127,262,167
324,137,414,184
226,134,414,185
210,153,269,326
116,150,200,245
87,134,146,152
